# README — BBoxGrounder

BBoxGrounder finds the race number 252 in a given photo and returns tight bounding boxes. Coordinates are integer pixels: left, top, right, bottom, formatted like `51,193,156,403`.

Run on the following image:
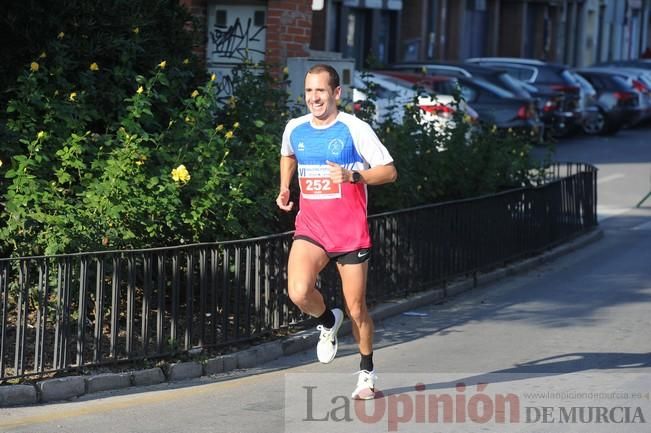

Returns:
299,177,340,199
305,178,331,192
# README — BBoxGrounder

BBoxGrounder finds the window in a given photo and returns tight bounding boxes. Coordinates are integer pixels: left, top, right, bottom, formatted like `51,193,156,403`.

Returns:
216,9,227,27
458,84,478,102
472,77,516,97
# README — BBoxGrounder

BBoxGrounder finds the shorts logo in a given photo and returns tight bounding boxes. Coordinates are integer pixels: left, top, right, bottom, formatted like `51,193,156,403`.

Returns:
328,138,344,156
357,250,369,258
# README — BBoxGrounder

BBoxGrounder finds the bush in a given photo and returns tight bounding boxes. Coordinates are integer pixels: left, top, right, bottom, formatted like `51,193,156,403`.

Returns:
0,2,541,257
1,46,294,256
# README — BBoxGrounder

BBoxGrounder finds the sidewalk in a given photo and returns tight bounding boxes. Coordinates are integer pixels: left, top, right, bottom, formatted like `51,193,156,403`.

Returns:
0,228,603,407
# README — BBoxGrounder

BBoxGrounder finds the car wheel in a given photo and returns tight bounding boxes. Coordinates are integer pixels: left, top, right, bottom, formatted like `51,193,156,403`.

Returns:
600,116,621,135
582,110,606,135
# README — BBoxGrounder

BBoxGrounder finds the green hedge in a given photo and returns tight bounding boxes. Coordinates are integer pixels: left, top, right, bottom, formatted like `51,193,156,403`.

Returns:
0,2,540,257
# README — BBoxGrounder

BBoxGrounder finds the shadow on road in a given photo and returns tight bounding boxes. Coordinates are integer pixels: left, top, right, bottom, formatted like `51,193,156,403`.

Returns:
378,351,651,397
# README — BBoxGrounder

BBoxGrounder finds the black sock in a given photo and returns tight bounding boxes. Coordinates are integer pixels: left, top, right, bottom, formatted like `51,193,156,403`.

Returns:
360,352,374,372
317,308,335,329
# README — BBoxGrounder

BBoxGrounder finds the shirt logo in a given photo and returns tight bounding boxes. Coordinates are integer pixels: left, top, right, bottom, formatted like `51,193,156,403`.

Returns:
298,141,305,152
328,138,344,156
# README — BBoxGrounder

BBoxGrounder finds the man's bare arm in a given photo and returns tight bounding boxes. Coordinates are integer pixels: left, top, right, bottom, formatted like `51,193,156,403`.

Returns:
277,155,297,211
326,161,397,185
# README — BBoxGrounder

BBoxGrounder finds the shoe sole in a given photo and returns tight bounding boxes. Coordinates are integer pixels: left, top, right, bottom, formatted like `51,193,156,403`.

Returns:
352,390,376,400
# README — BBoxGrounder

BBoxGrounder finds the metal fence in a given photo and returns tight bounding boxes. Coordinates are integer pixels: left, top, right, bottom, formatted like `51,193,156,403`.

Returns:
0,163,597,381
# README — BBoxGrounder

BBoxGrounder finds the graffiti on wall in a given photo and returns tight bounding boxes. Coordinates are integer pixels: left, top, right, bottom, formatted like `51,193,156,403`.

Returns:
206,5,267,99
210,17,266,62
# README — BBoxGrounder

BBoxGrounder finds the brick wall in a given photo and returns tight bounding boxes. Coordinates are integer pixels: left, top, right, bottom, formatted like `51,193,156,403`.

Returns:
179,0,208,63
267,0,312,67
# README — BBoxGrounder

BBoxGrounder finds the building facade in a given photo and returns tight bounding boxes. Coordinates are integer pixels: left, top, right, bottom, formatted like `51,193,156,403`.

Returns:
180,0,651,76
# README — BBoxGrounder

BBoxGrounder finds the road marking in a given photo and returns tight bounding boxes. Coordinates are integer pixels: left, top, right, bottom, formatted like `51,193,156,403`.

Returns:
597,206,630,221
0,372,275,430
597,173,625,184
632,220,651,231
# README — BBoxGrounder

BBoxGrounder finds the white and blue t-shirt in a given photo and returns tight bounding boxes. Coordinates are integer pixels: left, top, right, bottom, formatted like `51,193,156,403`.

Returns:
281,111,393,253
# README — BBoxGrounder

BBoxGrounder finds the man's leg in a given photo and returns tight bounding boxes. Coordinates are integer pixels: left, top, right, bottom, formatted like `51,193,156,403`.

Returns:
338,261,377,399
287,239,330,316
337,261,373,355
288,239,344,363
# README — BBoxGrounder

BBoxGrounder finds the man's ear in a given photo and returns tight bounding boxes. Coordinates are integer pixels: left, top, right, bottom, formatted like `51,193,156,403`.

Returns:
334,85,342,101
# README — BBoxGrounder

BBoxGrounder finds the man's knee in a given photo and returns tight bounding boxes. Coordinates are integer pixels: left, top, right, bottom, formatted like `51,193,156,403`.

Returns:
346,302,369,323
288,281,314,309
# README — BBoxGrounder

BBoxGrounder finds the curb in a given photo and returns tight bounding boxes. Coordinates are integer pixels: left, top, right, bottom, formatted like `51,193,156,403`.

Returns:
0,228,603,406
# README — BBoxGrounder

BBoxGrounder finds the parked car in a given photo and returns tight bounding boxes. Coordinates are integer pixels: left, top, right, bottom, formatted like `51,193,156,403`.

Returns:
378,70,544,140
465,57,584,136
566,71,602,135
573,68,645,134
351,71,478,132
596,66,651,124
387,62,564,136
594,59,651,71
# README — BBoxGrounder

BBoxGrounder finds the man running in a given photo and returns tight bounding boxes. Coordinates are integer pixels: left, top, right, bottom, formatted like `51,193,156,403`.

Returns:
276,63,397,399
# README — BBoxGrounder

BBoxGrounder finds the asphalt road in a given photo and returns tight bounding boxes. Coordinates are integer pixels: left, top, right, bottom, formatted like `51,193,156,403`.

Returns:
1,126,650,433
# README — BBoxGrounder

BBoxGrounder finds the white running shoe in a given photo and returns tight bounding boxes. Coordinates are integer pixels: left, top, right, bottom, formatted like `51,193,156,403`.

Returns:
316,308,344,363
352,370,377,400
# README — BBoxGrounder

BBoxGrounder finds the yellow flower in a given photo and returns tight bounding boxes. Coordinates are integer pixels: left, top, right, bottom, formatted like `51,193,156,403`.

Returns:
57,32,65,39
158,60,167,69
225,131,234,140
30,62,39,72
171,164,191,183
0,160,3,168
233,122,240,129
90,62,99,71
39,52,47,59
191,89,199,98
210,73,216,81
183,58,190,65
132,27,140,34
136,85,144,94
135,160,144,166
283,66,289,75
69,92,77,102
215,124,224,132
37,131,46,140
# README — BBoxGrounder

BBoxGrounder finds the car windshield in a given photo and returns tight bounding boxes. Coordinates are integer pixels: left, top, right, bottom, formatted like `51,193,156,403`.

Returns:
570,72,595,92
499,73,534,95
561,70,580,85
470,77,516,97
354,73,415,99
612,75,635,89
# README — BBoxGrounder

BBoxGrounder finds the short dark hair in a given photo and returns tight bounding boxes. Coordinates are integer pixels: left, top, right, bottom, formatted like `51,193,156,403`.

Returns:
306,64,340,91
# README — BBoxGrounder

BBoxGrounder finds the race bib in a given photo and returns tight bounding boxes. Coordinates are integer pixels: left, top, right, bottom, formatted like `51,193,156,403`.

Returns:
298,165,341,200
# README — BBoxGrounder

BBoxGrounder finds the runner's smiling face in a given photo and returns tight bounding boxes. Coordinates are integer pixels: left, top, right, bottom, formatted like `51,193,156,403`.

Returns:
305,71,341,126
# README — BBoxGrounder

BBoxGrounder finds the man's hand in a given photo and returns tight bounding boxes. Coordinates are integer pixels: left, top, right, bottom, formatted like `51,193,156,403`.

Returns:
276,187,294,211
326,160,351,184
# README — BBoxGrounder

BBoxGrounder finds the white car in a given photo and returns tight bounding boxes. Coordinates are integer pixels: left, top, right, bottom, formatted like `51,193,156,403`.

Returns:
351,71,478,132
